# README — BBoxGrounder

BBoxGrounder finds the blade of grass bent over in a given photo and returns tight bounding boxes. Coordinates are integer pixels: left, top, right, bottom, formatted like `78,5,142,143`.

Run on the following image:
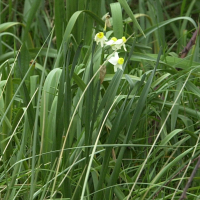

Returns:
0,22,21,33
117,0,145,37
138,16,197,42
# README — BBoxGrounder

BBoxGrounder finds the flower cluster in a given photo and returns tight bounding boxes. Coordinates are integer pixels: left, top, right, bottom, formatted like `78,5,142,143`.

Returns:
105,36,127,51
94,32,127,72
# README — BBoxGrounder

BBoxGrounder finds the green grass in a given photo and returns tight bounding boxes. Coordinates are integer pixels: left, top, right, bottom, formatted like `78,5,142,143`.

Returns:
1,0,200,199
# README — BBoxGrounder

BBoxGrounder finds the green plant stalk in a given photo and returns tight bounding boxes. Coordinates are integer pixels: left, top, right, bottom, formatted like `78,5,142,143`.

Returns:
29,27,55,200
111,2,123,38
94,97,128,199
73,42,96,200
8,0,13,22
54,0,65,50
171,79,183,132
178,0,196,53
1,64,13,161
5,113,30,200
85,42,95,160
63,46,73,198
147,2,160,53
0,0,2,55
22,0,42,43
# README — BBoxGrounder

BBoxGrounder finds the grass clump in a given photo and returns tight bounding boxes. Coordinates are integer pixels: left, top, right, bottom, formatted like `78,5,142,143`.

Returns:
0,0,200,199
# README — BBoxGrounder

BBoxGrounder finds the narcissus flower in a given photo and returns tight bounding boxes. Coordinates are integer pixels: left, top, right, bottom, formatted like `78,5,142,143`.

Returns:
112,36,127,51
106,36,127,51
94,32,107,47
105,37,117,46
108,52,124,72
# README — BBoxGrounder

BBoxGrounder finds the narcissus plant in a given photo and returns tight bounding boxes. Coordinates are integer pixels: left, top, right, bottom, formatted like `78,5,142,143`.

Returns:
113,36,127,51
108,52,124,72
94,32,108,47
106,36,127,51
105,37,117,46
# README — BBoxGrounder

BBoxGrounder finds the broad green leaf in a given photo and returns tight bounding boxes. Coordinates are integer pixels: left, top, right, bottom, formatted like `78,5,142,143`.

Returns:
110,3,123,38
0,22,21,33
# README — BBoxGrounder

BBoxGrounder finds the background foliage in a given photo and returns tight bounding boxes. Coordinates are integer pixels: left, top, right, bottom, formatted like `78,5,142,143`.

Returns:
0,0,200,199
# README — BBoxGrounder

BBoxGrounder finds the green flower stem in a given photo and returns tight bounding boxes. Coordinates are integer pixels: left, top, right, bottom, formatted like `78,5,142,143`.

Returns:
1,64,13,161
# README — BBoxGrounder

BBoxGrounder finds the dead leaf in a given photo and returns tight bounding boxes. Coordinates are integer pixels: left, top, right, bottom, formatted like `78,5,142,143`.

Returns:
100,65,106,84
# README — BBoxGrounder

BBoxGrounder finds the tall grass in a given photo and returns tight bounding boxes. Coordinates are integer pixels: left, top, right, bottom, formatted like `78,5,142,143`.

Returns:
0,0,200,199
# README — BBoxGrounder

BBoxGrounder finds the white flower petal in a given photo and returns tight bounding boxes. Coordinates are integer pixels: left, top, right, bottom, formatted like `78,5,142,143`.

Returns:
103,36,108,41
115,44,122,50
108,52,124,71
109,38,127,51
94,33,107,47
123,44,127,51
111,46,118,50
114,52,119,59
114,39,123,45
113,64,123,72
116,64,123,70
108,57,118,65
105,40,115,45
